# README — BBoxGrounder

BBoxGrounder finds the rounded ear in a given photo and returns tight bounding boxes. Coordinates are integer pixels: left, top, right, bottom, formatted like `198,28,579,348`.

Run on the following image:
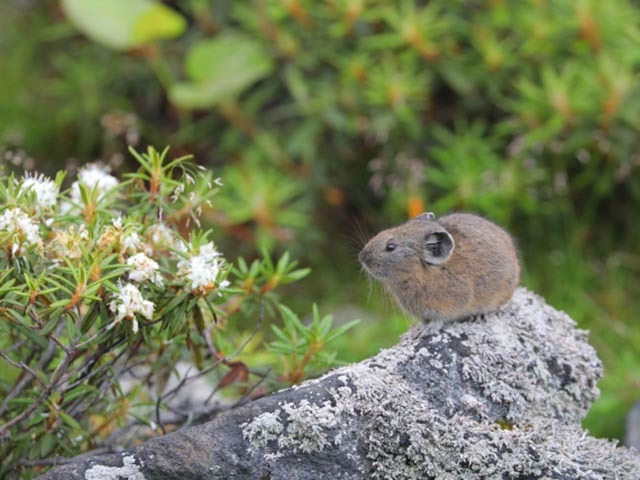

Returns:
423,230,455,265
415,212,436,221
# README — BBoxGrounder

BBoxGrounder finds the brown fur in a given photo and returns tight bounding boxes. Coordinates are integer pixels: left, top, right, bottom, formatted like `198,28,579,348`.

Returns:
358,212,520,322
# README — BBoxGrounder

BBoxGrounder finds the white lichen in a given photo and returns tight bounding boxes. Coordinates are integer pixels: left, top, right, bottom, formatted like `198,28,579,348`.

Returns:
242,410,284,448
84,455,145,480
278,399,340,453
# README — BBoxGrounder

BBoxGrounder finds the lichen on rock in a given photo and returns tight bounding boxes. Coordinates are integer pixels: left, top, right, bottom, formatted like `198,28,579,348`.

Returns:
39,288,640,480
84,455,145,480
238,288,633,479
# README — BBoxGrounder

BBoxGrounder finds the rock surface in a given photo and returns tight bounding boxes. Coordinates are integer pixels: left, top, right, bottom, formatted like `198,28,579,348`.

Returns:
625,399,640,451
38,288,640,479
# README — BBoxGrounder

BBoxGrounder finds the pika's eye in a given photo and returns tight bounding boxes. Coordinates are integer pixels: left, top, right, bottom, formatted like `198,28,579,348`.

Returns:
385,242,397,252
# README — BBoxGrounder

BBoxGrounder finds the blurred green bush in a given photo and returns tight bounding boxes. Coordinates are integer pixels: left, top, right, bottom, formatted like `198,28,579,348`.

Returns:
1,0,639,442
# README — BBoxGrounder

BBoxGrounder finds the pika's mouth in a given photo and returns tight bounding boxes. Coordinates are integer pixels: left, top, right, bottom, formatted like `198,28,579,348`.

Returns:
358,250,387,280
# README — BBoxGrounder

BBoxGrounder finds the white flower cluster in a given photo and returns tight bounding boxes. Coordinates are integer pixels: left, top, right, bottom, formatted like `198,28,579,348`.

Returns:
107,217,145,255
126,252,162,286
0,207,41,255
121,231,143,255
177,242,230,295
19,173,59,214
146,223,178,252
70,164,119,203
108,283,154,333
49,225,89,259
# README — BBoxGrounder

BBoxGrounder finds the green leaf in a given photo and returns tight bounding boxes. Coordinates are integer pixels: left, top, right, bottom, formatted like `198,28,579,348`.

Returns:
192,304,205,333
276,251,291,273
318,314,333,338
63,385,97,403
58,411,82,431
283,268,311,282
61,0,186,51
236,257,248,274
169,34,274,109
40,316,62,336
325,319,360,343
11,323,48,349
49,299,71,309
39,433,55,458
132,5,186,46
267,341,299,354
271,324,291,345
282,305,313,341
162,292,189,315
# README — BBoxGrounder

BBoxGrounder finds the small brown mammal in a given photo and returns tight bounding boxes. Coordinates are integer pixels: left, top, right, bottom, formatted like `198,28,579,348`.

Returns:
359,212,520,322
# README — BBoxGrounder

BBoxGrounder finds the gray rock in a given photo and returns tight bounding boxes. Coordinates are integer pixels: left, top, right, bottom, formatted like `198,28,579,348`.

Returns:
38,288,640,480
625,399,640,451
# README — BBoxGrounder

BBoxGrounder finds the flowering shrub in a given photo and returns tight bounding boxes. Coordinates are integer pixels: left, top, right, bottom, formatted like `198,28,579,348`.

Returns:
0,147,356,478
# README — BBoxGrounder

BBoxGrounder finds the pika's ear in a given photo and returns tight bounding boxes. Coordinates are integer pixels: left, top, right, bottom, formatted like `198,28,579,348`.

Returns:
423,230,455,265
415,212,436,221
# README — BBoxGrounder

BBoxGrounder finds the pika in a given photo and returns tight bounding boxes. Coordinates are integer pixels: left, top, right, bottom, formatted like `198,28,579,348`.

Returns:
359,212,520,322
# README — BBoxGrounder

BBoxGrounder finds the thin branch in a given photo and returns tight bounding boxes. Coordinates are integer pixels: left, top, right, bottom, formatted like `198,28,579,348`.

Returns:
65,337,127,392
230,367,271,409
0,347,73,437
2,338,26,354
0,322,61,416
0,349,45,387
28,307,73,355
155,301,265,433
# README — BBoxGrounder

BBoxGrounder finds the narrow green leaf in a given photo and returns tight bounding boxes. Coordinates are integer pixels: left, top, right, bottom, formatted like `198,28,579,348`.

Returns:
63,385,97,403
325,319,360,343
58,411,82,431
270,324,290,345
283,268,311,282
276,251,290,273
49,299,71,309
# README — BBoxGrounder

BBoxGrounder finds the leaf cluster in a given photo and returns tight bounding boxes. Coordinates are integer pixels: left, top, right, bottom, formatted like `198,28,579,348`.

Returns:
0,146,356,479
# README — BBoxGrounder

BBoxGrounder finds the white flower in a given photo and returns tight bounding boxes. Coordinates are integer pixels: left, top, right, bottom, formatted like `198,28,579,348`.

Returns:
177,242,230,295
121,231,143,254
170,183,185,203
49,225,88,259
0,208,41,255
146,223,178,252
70,164,119,203
127,253,162,285
19,173,59,213
108,283,154,333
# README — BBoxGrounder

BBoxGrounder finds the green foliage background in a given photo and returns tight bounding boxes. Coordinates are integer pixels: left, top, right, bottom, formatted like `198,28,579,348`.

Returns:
1,0,639,442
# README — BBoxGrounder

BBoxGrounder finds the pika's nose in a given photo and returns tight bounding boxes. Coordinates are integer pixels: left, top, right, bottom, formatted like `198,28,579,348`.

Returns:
358,249,371,266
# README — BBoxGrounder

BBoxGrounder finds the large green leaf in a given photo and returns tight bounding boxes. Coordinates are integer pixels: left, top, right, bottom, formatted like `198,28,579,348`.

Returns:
61,0,186,51
169,34,274,109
